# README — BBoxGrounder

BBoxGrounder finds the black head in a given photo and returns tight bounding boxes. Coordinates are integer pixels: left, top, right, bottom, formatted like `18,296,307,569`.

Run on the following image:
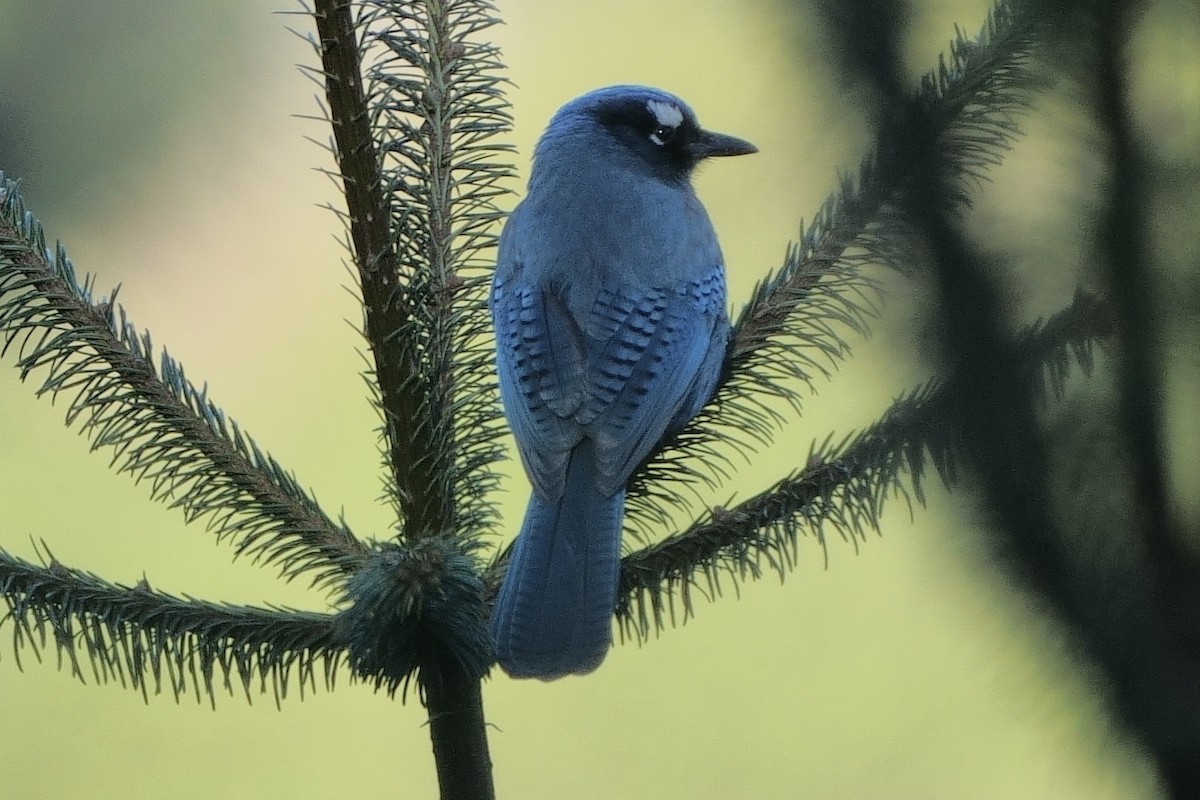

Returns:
545,86,757,181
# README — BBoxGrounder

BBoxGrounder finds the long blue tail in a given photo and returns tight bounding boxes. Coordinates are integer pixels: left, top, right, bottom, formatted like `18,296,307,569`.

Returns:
491,445,624,679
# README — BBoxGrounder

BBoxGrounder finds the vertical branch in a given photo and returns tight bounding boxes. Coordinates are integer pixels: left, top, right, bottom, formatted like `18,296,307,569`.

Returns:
410,0,466,541
314,0,395,286
425,665,495,800
313,5,502,799
365,0,514,545
313,0,447,539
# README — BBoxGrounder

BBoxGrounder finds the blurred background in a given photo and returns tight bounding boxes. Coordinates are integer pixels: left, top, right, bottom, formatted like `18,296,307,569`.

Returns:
1,1,1196,797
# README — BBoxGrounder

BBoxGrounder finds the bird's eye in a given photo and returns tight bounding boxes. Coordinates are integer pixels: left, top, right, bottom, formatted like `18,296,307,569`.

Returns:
649,125,677,146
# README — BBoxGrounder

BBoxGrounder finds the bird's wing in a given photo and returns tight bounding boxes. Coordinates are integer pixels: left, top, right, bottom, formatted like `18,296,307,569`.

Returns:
580,263,728,495
492,272,587,500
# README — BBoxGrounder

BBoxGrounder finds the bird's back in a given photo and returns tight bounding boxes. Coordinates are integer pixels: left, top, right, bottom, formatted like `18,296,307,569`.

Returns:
490,85,749,679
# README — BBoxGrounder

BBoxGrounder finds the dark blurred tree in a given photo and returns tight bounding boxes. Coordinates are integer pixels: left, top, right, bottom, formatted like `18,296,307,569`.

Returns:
1,1,1194,798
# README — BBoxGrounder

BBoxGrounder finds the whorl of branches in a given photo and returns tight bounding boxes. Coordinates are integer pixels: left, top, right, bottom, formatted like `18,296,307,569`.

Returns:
0,0,1115,709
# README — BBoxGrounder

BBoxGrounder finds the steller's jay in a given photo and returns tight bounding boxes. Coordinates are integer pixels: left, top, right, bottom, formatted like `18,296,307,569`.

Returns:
490,85,756,679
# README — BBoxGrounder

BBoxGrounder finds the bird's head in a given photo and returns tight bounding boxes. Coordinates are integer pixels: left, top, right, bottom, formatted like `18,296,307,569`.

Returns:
533,85,757,183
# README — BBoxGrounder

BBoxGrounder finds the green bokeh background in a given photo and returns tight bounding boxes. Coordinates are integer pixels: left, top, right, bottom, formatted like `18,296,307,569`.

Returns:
2,1,1196,797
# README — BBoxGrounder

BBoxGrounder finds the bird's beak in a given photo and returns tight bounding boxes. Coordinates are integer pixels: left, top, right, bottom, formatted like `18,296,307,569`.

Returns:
691,129,758,159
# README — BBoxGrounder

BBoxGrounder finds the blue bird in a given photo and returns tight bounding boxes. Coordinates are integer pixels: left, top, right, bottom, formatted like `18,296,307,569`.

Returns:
490,86,756,679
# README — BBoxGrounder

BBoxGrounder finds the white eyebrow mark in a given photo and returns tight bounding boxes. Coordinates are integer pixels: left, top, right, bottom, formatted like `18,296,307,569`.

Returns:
646,99,684,129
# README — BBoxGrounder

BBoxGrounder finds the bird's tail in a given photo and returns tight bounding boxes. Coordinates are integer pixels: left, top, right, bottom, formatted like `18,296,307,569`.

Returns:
491,443,624,680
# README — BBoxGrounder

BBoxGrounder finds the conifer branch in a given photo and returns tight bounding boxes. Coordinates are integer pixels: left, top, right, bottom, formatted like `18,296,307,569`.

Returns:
733,0,1042,360
0,548,341,706
312,0,435,536
309,6,508,797
626,1,1045,527
617,290,1113,639
0,177,367,588
311,0,511,543
364,0,513,546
